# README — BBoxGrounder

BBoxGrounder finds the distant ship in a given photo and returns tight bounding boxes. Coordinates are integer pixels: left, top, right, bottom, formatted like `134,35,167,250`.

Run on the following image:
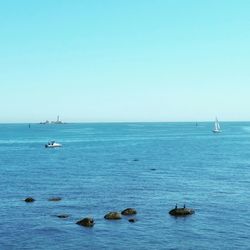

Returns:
51,116,64,124
40,120,49,125
212,117,221,133
40,116,65,125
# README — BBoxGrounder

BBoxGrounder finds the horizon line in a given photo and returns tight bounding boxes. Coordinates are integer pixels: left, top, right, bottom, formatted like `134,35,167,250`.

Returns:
0,120,250,124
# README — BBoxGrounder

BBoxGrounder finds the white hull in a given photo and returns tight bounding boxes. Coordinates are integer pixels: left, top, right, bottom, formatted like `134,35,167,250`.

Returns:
45,144,62,148
212,129,221,133
45,142,62,148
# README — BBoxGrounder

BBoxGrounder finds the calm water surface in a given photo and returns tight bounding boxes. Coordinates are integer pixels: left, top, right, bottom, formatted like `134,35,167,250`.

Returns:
0,122,250,249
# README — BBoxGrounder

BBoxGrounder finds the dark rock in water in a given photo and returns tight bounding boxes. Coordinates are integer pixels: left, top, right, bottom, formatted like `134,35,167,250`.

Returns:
150,168,156,171
48,197,62,202
24,197,35,203
121,208,137,216
169,208,195,216
128,218,137,223
76,217,95,227
133,159,139,161
104,212,122,220
57,214,69,219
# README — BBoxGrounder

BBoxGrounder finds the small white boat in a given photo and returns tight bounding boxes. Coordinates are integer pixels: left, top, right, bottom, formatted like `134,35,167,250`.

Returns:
212,117,221,133
45,141,62,148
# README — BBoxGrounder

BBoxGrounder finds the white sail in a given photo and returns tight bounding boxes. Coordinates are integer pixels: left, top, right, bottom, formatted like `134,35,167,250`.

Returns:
217,120,220,130
213,117,221,133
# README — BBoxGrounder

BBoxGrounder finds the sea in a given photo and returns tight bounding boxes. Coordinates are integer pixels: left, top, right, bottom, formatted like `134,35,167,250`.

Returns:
0,122,250,250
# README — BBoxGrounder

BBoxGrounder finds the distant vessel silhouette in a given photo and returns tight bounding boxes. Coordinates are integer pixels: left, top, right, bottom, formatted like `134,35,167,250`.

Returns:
40,116,65,124
40,120,49,124
51,116,64,124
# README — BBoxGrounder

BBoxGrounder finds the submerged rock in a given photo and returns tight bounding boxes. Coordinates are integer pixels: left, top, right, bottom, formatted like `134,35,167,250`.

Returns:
150,168,156,171
76,217,95,227
48,197,62,202
128,218,137,223
56,214,69,219
24,197,35,203
104,212,122,220
169,207,195,216
121,208,137,216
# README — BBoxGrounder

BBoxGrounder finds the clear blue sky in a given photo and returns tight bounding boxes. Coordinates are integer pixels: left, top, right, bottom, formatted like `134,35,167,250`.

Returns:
1,0,250,122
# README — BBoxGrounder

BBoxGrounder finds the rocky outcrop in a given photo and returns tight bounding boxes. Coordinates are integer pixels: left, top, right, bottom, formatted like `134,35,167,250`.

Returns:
104,212,122,220
121,208,137,216
24,197,35,202
48,197,62,202
169,208,195,216
128,218,137,223
76,217,95,227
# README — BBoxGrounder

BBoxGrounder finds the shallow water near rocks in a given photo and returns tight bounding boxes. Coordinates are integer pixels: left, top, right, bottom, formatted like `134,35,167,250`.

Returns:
0,122,250,249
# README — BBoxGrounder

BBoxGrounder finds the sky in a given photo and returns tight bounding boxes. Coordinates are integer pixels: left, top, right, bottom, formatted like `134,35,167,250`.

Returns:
0,0,250,122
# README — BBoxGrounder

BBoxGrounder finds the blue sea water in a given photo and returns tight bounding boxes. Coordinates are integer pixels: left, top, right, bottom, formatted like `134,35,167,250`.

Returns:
0,122,250,250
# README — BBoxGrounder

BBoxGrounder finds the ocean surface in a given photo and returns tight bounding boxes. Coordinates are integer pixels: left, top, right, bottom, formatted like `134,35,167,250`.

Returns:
0,122,250,250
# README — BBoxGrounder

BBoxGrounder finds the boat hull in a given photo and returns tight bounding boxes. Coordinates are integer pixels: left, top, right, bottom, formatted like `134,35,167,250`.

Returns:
45,143,62,148
212,130,221,133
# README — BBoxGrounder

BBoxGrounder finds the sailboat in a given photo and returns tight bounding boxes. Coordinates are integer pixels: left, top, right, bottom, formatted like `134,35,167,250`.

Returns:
212,117,221,133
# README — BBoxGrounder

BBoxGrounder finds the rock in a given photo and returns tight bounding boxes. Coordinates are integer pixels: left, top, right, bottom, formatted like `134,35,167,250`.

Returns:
169,208,195,216
150,168,156,171
104,212,122,220
133,159,139,161
128,218,137,223
48,197,62,202
57,214,69,219
121,208,137,216
24,197,35,202
76,217,95,227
